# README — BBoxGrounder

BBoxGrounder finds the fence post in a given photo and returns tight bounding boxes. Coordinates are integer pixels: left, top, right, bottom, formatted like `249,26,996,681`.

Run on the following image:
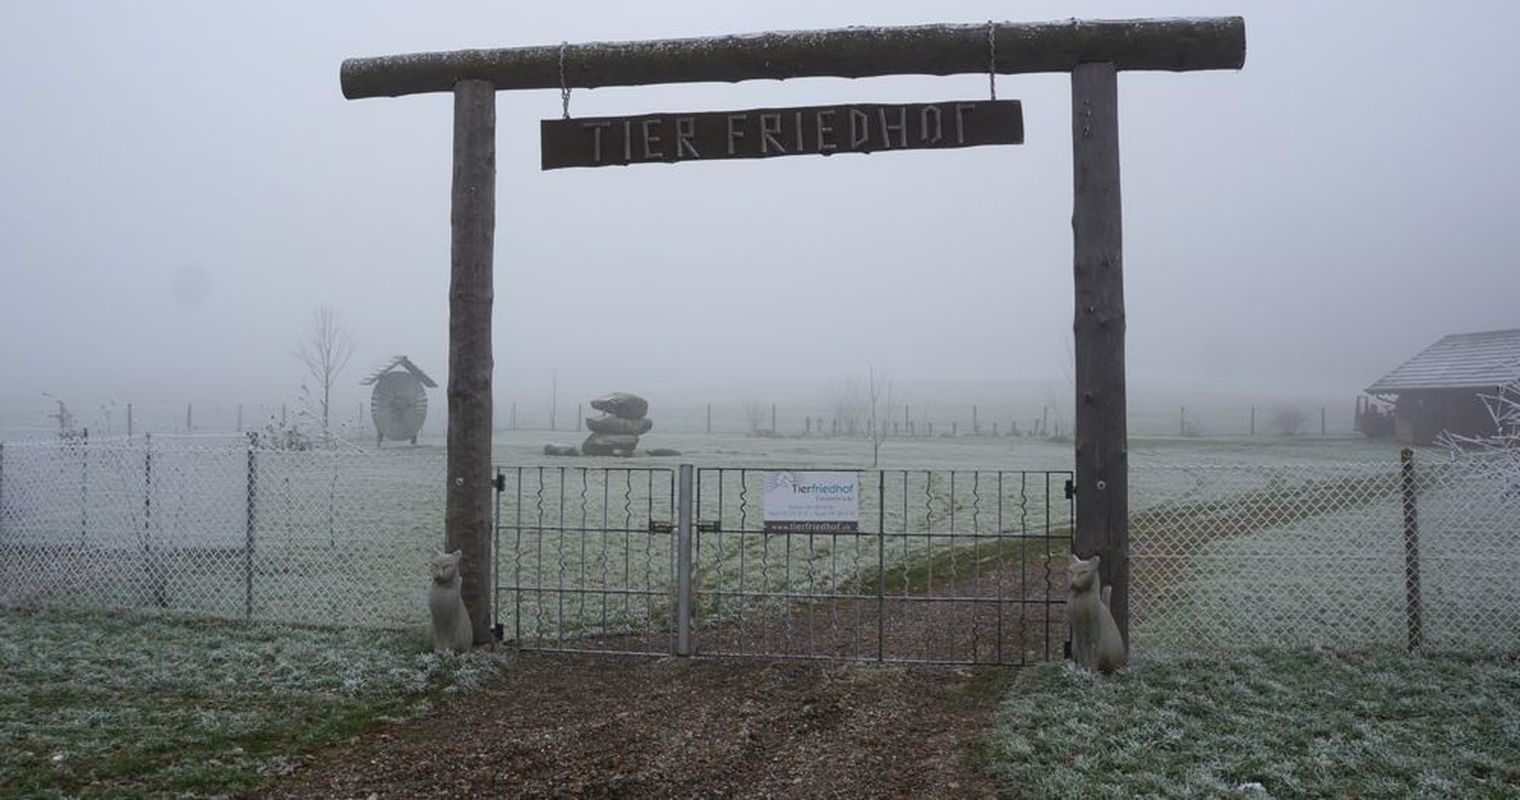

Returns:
0,442,5,536
144,434,162,607
674,463,694,656
1401,448,1423,653
79,429,89,545
245,432,258,621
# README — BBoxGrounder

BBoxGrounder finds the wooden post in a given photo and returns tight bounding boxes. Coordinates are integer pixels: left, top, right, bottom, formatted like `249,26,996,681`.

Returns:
972,404,979,435
445,78,496,646
1400,448,1423,653
1250,405,1256,436
126,403,134,438
1071,61,1129,649
185,403,193,432
1321,406,1327,436
706,404,711,434
771,403,777,433
1179,405,1186,436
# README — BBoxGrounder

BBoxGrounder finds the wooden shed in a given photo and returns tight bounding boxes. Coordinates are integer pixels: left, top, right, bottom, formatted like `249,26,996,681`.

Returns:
1360,328,1520,445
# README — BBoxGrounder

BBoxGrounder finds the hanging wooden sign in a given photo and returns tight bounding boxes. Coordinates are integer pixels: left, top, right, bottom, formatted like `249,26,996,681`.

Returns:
541,99,1022,170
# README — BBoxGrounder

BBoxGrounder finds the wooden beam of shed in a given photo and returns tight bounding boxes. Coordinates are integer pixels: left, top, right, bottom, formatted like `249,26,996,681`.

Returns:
341,17,1245,100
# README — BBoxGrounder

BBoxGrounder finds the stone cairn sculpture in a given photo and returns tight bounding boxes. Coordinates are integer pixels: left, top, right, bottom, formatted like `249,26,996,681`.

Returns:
582,392,652,456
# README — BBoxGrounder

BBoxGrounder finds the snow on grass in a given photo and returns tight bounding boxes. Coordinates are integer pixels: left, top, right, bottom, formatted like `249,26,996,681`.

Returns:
0,608,507,798
989,650,1520,798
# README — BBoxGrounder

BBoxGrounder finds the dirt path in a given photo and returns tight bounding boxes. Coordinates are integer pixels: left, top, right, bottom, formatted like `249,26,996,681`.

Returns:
258,652,1015,799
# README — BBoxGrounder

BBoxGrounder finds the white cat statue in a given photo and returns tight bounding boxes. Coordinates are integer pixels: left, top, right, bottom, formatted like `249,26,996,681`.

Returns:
1068,554,1127,674
428,549,474,653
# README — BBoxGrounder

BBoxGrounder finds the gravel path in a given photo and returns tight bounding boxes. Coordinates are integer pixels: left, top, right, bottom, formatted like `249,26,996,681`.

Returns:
257,652,1016,799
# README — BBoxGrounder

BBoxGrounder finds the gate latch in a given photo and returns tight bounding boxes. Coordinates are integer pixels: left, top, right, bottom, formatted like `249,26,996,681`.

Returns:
1064,479,1075,500
648,521,675,533
696,520,722,533
492,473,506,492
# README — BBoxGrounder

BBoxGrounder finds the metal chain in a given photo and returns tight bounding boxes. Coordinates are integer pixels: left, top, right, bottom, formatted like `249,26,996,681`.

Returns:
558,41,571,119
987,21,997,101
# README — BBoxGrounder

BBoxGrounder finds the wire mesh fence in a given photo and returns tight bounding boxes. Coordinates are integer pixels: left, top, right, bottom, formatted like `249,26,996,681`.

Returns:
0,435,446,629
1,435,1515,659
1129,454,1520,656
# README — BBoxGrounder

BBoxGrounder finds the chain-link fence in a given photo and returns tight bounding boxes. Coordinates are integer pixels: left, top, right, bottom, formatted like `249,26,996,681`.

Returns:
2,436,1515,657
1130,454,1520,656
0,435,445,629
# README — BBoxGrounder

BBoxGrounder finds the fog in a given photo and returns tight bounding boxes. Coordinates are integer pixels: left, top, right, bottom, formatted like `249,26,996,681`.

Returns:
2,0,1517,437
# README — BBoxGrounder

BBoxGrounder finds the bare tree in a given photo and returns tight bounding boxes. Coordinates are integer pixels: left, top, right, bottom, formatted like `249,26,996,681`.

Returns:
1271,404,1308,437
1439,378,1520,493
295,306,356,438
867,366,896,467
742,401,766,435
832,377,866,437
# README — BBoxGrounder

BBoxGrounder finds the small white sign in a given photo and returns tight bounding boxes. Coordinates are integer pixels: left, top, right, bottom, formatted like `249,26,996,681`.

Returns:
762,471,859,533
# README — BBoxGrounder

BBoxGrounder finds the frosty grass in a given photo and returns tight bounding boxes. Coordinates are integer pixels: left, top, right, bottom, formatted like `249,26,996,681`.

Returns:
990,649,1520,799
0,608,506,798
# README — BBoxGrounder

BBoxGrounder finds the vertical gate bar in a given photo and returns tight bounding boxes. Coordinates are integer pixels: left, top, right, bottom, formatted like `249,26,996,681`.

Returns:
923,470,933,661
535,467,546,642
1401,449,1423,653
948,472,957,662
971,472,982,663
996,471,1005,664
877,470,886,662
492,466,503,641
556,468,566,646
514,467,523,644
244,432,257,621
600,470,610,638
1044,472,1055,661
676,464,694,656
578,468,588,636
1071,61,1130,651
443,78,496,647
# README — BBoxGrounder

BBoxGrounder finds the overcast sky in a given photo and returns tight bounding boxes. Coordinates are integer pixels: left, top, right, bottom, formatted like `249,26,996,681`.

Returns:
2,0,1517,430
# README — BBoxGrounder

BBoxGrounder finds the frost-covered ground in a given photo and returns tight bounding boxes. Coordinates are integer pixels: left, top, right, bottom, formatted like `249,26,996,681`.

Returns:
991,650,1520,798
0,609,506,799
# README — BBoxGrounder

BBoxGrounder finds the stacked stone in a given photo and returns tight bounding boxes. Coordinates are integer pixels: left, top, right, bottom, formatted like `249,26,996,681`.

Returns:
582,392,652,456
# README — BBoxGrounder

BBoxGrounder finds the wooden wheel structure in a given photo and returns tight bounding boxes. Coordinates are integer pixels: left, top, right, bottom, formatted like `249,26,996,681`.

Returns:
361,356,438,447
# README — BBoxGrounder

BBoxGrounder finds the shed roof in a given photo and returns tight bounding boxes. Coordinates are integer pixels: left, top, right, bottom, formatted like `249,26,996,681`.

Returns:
360,356,438,388
1366,328,1520,394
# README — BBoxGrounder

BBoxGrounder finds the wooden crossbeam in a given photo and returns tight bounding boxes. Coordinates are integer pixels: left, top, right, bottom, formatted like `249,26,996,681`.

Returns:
341,18,1244,99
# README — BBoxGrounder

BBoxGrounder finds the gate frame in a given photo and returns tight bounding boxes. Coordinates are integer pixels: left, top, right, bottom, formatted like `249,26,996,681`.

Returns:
341,18,1248,651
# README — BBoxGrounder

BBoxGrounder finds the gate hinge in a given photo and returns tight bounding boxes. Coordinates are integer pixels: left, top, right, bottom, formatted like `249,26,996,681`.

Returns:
492,622,505,642
1064,479,1075,500
493,472,506,492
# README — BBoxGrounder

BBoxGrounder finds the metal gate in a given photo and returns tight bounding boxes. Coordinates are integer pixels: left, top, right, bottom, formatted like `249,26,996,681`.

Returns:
494,464,1071,665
